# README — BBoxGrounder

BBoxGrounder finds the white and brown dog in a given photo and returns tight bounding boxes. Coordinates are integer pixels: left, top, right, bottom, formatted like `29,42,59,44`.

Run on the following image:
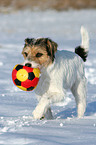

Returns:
22,27,89,119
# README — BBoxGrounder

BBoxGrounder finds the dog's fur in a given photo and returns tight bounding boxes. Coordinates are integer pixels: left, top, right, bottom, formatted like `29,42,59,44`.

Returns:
22,26,89,119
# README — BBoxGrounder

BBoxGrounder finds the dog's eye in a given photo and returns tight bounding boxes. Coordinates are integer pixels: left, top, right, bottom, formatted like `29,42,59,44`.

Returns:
24,52,28,57
36,53,43,58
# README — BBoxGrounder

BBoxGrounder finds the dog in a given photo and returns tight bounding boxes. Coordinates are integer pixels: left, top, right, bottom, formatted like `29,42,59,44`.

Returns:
22,26,89,119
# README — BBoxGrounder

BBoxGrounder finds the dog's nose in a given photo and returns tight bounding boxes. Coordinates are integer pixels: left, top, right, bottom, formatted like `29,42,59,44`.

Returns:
25,63,31,67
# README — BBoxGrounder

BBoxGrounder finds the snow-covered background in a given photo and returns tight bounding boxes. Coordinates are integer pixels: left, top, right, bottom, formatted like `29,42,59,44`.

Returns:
0,10,96,144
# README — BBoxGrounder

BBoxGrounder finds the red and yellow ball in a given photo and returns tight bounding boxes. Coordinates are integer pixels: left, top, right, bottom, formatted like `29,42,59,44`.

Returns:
12,64,40,91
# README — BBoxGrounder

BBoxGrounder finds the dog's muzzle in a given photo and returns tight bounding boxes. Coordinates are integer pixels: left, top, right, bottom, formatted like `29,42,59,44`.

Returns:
25,63,32,67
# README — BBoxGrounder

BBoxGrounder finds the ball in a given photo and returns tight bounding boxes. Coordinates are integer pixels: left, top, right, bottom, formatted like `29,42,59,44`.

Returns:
12,64,40,91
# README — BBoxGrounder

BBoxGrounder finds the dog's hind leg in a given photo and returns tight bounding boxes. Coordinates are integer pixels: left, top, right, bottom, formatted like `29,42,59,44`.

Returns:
71,77,87,118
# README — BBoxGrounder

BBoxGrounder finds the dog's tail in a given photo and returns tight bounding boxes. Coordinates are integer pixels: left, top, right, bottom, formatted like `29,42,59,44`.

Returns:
75,26,89,62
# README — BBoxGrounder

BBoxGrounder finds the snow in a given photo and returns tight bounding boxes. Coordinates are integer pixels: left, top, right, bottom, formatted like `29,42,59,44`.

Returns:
0,9,96,144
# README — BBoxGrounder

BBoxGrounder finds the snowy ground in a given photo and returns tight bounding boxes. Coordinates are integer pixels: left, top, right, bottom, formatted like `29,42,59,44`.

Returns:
0,9,96,145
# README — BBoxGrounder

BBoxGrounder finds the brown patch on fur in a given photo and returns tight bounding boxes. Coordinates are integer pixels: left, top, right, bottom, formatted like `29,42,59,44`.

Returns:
46,38,58,62
22,46,31,59
22,38,58,67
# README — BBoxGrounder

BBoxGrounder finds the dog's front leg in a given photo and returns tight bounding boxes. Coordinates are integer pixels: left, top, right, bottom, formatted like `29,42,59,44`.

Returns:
32,97,50,119
33,91,66,119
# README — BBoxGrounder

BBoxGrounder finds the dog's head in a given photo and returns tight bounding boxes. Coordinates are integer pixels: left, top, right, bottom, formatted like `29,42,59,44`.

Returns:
22,38,58,68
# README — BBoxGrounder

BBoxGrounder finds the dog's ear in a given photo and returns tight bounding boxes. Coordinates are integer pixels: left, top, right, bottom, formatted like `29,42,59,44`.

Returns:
46,38,58,62
24,38,36,46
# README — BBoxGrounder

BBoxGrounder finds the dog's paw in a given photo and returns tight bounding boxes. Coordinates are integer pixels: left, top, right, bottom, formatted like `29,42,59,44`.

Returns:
32,97,50,120
32,109,44,120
